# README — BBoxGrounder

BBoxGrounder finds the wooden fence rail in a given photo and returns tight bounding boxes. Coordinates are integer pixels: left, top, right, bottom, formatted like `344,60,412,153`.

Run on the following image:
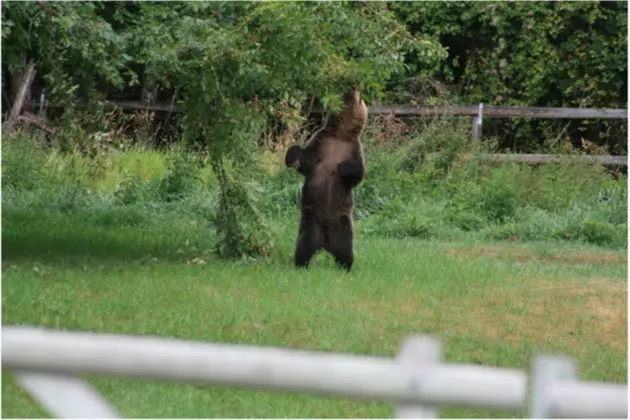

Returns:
321,104,628,120
37,99,629,120
473,153,627,167
22,98,630,166
2,326,627,419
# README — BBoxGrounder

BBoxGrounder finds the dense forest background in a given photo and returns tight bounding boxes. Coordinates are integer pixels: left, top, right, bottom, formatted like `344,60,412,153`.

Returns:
2,1,627,153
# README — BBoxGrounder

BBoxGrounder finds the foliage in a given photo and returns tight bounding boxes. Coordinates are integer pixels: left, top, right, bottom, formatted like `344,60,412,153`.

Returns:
4,131,625,254
115,1,444,258
1,132,47,191
390,1,627,153
158,152,201,203
1,1,133,102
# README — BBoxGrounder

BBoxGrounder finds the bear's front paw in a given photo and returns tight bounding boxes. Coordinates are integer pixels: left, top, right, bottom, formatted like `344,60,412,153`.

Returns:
285,145,302,167
337,161,357,176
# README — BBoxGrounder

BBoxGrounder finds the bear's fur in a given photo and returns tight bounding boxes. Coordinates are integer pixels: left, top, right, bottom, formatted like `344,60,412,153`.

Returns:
284,88,368,272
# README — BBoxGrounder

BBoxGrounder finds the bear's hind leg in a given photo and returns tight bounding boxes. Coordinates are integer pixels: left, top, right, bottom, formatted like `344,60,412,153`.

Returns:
324,217,354,272
295,218,324,269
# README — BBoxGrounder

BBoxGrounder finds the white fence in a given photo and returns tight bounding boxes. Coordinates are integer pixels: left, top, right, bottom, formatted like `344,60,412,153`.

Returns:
2,326,627,419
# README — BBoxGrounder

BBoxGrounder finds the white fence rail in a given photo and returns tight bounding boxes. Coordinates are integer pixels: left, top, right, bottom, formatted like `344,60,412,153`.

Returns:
2,326,627,418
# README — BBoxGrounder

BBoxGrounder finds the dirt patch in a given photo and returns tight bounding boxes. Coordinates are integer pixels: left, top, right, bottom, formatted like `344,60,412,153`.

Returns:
470,277,627,351
445,245,627,266
354,276,628,352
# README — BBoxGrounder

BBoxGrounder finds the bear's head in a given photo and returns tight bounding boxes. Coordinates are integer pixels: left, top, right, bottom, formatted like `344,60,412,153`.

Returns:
337,88,368,139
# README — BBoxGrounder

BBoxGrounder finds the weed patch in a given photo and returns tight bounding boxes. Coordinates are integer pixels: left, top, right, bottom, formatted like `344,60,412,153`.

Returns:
3,128,626,263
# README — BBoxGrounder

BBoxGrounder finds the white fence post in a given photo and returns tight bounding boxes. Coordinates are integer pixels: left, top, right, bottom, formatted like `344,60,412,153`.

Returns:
14,371,122,418
395,335,441,418
471,102,484,143
529,356,577,418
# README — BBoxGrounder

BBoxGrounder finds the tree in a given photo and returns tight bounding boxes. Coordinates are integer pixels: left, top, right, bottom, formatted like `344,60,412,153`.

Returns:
122,1,446,258
391,1,627,153
2,1,132,106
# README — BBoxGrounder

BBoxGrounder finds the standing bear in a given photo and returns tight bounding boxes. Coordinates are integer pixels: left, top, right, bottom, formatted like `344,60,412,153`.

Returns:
284,88,368,272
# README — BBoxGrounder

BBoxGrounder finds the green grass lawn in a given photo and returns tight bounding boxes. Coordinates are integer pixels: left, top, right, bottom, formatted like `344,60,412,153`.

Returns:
2,235,627,418
2,136,627,418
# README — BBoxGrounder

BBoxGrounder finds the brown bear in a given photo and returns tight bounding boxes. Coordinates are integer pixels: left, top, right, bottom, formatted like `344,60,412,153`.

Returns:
284,88,368,272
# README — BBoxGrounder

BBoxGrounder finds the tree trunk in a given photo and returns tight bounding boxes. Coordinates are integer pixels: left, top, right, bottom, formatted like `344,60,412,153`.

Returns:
3,60,37,136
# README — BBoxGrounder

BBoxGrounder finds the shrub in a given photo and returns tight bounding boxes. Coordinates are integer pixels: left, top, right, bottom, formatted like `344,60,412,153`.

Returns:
2,133,47,191
158,153,201,202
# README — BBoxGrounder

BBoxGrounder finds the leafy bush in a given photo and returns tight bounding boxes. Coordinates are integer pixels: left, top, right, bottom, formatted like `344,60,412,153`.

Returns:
158,153,201,202
114,173,160,205
2,133,47,191
2,130,626,264
390,1,627,153
453,165,521,224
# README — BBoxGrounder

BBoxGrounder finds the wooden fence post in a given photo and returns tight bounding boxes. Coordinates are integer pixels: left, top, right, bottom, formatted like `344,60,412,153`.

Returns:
395,335,441,418
529,356,577,418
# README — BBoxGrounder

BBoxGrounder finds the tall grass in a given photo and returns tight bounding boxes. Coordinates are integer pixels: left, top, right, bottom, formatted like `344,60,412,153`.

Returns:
2,118,627,264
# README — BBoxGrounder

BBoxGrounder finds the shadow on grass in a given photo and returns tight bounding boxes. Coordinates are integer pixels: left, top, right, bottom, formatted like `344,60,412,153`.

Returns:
1,219,217,263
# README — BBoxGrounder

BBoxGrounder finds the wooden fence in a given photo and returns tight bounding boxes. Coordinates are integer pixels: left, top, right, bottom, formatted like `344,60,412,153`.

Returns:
2,326,627,418
86,100,629,120
30,98,627,167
